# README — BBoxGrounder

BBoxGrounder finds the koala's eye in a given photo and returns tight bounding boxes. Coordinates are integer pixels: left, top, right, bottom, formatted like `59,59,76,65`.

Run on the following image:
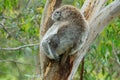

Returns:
56,11,60,14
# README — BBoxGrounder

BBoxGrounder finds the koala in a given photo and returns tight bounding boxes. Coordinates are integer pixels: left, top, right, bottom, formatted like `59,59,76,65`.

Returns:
41,5,89,60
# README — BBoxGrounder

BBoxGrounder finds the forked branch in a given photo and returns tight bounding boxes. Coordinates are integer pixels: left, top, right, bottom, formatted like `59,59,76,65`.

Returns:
69,0,120,79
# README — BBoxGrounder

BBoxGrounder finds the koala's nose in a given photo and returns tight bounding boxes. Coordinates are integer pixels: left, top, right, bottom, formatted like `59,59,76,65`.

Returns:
55,11,61,16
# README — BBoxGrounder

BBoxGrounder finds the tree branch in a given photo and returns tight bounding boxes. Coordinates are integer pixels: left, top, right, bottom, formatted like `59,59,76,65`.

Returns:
0,23,11,36
80,58,84,80
40,0,62,79
22,0,31,11
112,44,120,66
0,43,39,51
68,0,120,79
40,0,62,37
39,0,120,80
81,0,108,20
0,59,33,65
0,22,25,43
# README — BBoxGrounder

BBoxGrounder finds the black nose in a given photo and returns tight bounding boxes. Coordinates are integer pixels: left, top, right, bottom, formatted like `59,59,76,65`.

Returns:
56,11,60,14
55,11,61,16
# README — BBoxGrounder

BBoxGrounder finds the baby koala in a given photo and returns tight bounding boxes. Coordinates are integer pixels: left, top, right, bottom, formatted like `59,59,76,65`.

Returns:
41,5,89,60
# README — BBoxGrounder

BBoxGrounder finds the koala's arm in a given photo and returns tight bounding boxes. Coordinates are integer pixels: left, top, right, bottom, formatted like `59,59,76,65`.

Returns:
41,24,60,60
41,22,70,60
41,39,59,60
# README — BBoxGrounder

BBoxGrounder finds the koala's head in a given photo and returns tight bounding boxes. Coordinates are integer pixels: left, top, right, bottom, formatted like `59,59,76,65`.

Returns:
52,5,80,21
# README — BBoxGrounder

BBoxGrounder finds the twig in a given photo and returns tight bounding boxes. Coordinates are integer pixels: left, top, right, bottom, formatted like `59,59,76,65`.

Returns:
112,44,120,66
13,62,23,80
80,57,84,80
0,59,33,65
0,22,21,41
22,0,31,12
0,43,39,51
0,16,7,19
0,23,11,36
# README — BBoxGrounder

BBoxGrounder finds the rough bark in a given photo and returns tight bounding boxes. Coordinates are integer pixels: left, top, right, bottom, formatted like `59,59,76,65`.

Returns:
40,0,120,80
40,0,62,79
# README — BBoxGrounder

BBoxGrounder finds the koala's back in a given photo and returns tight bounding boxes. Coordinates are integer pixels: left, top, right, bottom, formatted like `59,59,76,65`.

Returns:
56,22,84,55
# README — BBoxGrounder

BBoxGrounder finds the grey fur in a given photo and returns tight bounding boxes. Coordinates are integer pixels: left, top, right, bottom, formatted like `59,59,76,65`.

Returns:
41,5,89,60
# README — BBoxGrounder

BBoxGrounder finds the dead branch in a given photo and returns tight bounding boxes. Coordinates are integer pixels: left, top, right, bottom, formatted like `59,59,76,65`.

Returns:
0,59,33,65
0,43,39,51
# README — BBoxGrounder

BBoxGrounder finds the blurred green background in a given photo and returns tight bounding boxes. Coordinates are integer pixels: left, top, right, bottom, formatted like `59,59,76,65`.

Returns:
0,0,119,80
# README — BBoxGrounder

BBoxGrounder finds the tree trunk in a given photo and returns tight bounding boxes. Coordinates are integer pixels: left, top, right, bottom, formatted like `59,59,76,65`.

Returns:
39,0,120,80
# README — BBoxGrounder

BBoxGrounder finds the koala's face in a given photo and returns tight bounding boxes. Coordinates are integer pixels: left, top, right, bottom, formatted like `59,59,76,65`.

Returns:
52,5,78,21
52,9,61,21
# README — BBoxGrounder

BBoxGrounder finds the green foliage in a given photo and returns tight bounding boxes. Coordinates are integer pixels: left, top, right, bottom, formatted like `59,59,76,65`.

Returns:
82,18,120,80
0,0,44,80
0,0,120,80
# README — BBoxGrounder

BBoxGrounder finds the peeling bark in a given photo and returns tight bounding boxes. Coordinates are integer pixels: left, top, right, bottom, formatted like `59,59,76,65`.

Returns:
68,0,120,79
